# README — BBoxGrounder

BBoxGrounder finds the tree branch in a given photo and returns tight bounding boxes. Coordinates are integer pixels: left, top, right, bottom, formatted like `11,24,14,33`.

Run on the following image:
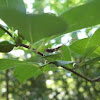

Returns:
60,65,92,82
50,62,100,82
58,65,100,82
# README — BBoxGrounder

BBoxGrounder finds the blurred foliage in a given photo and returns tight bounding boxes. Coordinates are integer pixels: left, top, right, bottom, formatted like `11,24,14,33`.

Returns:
33,0,87,15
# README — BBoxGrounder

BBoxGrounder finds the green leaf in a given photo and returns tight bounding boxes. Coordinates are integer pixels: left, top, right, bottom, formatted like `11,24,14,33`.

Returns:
94,46,100,55
0,41,14,53
0,59,16,70
0,28,4,37
0,59,35,70
33,69,43,79
0,0,25,12
14,63,40,83
53,60,74,66
60,45,71,61
84,28,100,57
44,52,62,61
41,64,57,72
26,14,67,43
0,59,42,83
0,8,67,43
60,0,100,32
69,38,88,55
0,0,67,43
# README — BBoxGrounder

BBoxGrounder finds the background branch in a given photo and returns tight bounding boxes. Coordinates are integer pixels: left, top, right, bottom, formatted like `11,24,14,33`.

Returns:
6,69,9,100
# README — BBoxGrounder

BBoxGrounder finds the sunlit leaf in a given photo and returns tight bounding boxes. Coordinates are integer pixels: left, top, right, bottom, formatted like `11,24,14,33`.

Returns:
69,38,88,55
94,46,100,55
84,28,100,57
0,28,4,37
60,0,100,32
60,45,71,61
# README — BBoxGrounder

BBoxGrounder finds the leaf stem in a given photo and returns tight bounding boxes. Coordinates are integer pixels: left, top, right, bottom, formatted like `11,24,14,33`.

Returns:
20,44,44,56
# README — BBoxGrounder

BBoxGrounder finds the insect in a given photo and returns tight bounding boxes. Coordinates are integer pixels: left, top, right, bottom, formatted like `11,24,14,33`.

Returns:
45,45,64,53
44,38,76,53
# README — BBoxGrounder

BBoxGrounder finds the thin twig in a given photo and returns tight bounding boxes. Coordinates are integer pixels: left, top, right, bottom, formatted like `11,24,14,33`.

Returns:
0,24,12,37
20,44,44,56
50,62,100,82
60,65,92,82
